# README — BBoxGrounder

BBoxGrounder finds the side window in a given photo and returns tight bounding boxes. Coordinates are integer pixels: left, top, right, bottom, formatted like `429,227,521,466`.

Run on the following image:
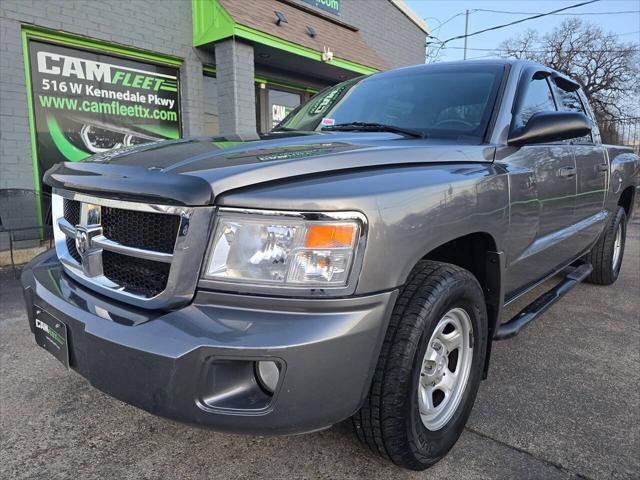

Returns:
516,77,556,128
578,89,601,143
554,83,594,143
555,88,583,113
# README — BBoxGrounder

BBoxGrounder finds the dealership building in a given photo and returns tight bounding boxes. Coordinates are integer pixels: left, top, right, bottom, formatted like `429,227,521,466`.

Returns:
0,0,427,199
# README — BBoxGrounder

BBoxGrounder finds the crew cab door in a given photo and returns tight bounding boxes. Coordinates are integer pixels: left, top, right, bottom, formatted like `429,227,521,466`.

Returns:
502,72,578,297
551,79,608,251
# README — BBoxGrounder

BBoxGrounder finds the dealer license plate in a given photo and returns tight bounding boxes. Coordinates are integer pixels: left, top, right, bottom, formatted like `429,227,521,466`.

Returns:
33,306,69,368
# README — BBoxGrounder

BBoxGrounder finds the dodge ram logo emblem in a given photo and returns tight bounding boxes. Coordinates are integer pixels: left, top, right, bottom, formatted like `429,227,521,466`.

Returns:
72,207,103,277
75,227,89,256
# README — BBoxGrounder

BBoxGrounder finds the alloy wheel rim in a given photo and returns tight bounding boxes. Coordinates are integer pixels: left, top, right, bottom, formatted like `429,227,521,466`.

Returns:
612,223,623,271
418,307,473,431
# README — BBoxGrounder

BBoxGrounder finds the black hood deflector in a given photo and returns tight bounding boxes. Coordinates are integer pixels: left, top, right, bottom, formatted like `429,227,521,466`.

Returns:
44,133,495,205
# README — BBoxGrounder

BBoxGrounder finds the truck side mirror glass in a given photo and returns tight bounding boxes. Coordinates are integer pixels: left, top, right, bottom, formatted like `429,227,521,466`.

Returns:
507,111,592,146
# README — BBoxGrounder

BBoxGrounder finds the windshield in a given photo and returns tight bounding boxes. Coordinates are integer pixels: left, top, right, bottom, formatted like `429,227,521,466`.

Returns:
274,64,505,142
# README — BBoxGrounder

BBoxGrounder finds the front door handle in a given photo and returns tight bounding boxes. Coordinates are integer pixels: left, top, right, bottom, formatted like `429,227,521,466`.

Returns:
558,166,577,178
597,163,609,172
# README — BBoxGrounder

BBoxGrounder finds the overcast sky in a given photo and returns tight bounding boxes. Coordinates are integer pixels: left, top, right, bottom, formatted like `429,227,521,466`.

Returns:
405,0,640,62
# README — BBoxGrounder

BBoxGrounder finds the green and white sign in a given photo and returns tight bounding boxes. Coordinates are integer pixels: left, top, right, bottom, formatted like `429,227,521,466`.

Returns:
26,40,181,184
301,0,340,16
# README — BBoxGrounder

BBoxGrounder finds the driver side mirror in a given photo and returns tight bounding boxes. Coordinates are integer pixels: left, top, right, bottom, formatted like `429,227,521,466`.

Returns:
507,111,592,146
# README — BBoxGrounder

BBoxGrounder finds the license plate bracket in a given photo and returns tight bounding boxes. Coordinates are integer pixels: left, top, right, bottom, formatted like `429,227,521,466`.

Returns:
33,306,69,368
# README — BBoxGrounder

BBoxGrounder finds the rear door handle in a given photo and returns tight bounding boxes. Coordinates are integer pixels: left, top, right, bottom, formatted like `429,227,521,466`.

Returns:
597,163,609,172
558,166,577,178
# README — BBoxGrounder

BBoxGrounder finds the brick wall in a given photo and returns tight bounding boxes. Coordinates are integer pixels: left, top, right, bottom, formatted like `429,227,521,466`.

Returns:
215,39,256,136
0,0,209,191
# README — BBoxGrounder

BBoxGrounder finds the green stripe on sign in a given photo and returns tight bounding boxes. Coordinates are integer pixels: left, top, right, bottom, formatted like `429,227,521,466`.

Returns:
47,116,90,162
135,124,180,139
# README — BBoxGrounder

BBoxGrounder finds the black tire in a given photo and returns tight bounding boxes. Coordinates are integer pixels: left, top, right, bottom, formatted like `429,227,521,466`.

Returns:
353,260,488,470
585,207,627,285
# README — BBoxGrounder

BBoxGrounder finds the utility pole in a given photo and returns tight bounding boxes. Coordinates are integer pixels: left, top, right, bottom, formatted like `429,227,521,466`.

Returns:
463,9,469,60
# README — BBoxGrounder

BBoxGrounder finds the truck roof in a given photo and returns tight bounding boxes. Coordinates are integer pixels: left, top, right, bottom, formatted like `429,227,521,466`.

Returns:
378,59,580,89
397,58,547,69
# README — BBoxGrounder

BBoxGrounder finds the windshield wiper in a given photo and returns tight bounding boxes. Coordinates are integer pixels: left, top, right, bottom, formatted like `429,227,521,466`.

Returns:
321,122,426,138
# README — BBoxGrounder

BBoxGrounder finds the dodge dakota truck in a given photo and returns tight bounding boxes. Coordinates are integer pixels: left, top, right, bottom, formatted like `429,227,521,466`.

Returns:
21,60,638,470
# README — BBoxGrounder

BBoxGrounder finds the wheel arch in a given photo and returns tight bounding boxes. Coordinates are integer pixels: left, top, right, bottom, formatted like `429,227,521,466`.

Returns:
417,232,504,378
618,185,636,220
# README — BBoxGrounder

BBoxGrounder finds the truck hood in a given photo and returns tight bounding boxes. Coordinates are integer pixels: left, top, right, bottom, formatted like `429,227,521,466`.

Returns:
44,132,496,205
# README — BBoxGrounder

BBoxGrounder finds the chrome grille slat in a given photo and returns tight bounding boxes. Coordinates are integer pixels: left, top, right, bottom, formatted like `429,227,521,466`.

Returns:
92,237,174,263
57,217,173,263
51,189,214,309
57,217,76,237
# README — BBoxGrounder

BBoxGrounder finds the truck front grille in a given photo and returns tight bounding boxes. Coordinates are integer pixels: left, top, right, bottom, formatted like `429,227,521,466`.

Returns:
52,191,213,309
101,206,180,254
64,199,81,226
61,199,178,298
102,251,170,298
66,236,82,264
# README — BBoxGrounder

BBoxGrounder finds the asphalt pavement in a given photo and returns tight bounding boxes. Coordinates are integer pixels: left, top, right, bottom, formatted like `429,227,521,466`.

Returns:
1,219,638,480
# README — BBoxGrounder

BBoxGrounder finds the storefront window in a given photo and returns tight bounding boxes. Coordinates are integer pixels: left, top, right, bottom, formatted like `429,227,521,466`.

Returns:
268,89,302,129
256,84,304,133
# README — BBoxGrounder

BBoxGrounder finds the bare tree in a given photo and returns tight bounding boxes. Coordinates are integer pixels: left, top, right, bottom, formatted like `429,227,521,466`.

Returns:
496,18,640,123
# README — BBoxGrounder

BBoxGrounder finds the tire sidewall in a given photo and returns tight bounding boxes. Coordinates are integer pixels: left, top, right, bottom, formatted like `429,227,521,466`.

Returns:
406,279,487,463
610,209,627,281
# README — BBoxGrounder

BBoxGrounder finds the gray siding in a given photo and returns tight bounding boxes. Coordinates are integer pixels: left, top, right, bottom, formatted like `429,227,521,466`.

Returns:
294,0,426,69
341,0,426,68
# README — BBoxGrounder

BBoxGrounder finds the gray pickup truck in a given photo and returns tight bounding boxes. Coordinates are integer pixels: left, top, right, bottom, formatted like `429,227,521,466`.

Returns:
21,60,638,470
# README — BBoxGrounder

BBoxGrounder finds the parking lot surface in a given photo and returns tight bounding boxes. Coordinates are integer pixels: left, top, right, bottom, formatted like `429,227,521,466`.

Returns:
1,219,638,480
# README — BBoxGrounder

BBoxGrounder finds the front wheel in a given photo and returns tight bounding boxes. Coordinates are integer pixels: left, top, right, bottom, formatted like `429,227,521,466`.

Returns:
353,260,487,470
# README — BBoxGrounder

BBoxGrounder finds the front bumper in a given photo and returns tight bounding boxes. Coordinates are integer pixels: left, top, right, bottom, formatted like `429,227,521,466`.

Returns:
21,250,396,435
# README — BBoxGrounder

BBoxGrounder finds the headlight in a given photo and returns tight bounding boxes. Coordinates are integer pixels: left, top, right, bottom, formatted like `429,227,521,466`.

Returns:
202,209,365,290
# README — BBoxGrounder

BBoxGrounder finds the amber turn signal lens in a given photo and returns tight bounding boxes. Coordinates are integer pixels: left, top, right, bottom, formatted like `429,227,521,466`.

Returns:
305,224,355,248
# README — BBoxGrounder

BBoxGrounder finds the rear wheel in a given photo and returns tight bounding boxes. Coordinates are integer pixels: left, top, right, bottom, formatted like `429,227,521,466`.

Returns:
585,207,627,285
353,260,487,470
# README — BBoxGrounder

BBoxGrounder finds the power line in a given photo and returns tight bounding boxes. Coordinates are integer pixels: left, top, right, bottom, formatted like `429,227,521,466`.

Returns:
429,30,640,49
437,0,600,46
615,31,640,37
425,11,467,34
472,8,640,16
423,7,638,35
444,46,640,53
432,46,640,57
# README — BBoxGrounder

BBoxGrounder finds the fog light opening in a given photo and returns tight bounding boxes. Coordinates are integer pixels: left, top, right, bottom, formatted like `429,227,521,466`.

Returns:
255,360,280,394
